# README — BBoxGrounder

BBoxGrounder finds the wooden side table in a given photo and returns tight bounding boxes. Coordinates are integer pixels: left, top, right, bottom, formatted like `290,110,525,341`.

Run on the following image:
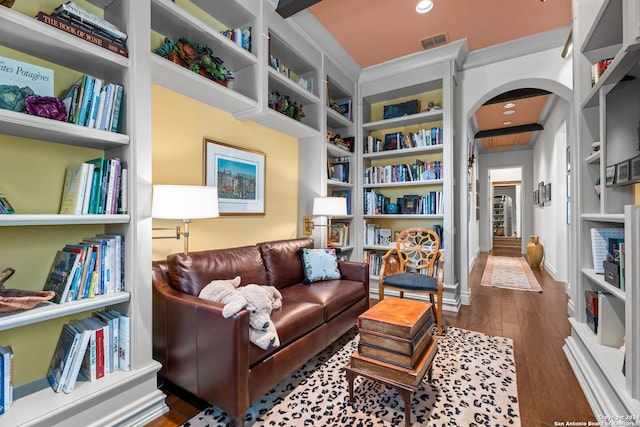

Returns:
344,338,437,427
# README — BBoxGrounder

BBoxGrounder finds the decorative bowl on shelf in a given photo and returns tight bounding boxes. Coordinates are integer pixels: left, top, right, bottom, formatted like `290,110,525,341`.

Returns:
385,203,399,214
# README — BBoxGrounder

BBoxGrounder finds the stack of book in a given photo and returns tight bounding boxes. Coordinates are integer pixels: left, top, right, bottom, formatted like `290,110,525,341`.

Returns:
60,157,127,215
351,298,438,387
47,309,130,394
37,1,128,57
58,74,125,133
42,233,124,304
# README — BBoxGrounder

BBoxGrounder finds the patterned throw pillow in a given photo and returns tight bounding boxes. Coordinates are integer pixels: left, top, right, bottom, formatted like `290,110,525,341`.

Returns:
300,248,341,284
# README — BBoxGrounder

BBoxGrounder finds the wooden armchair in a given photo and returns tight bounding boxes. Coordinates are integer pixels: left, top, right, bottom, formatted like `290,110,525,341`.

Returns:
378,227,443,335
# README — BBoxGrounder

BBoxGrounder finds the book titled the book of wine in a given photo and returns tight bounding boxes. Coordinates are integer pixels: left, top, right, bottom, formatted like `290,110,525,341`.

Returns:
357,298,433,339
350,337,438,387
358,320,434,369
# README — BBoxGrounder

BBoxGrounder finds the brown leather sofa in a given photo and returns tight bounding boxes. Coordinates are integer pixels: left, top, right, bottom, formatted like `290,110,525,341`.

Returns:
152,237,369,426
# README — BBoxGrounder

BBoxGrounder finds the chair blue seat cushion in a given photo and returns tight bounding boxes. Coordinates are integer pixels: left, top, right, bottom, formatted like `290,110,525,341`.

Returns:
383,273,438,291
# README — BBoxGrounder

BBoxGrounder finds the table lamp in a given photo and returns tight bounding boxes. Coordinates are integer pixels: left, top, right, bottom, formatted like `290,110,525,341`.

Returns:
152,185,219,254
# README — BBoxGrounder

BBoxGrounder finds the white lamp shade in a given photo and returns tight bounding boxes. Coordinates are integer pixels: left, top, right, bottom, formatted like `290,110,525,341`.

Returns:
152,185,220,219
312,196,347,216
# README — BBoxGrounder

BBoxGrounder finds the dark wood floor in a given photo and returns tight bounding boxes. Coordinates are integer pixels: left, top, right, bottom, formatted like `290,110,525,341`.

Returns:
146,252,596,427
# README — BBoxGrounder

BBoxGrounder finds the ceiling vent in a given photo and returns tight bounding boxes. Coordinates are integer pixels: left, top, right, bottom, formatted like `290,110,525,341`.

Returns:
420,32,449,50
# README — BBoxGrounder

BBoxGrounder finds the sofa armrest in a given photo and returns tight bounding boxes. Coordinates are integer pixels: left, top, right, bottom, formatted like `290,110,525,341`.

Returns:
338,261,370,304
153,276,251,416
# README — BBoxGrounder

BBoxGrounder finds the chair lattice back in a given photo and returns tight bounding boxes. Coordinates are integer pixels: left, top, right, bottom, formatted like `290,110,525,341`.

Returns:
396,228,440,276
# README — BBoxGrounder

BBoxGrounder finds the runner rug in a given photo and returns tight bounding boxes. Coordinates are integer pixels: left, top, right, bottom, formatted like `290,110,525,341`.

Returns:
480,255,543,292
183,326,520,427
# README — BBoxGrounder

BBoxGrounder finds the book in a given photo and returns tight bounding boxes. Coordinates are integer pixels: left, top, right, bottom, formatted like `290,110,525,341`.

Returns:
357,299,433,339
36,12,128,58
85,157,109,214
80,162,95,215
86,77,103,129
96,234,123,292
0,346,13,414
93,310,119,372
350,337,438,387
597,292,625,348
108,309,130,371
0,192,15,214
105,157,121,214
59,163,91,214
63,320,92,393
109,84,124,133
42,250,81,304
76,74,95,127
0,55,54,98
63,244,89,302
53,2,128,42
358,321,434,369
590,228,624,274
59,77,81,123
81,317,106,378
359,315,435,355
47,323,83,392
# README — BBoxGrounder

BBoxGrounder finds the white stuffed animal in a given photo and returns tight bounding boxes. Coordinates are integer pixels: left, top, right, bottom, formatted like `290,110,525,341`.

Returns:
198,276,283,350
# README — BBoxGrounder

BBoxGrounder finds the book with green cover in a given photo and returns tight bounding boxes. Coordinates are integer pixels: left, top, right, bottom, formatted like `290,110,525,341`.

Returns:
86,157,109,214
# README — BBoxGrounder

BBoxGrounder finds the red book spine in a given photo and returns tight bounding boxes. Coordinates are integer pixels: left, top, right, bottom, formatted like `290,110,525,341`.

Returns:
36,12,128,58
94,327,105,379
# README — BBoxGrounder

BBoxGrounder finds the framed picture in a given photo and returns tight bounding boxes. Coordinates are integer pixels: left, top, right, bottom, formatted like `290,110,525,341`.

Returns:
533,190,539,205
606,165,616,186
631,155,640,181
616,160,630,184
204,139,266,215
544,183,551,202
328,223,348,247
336,99,352,121
538,181,545,207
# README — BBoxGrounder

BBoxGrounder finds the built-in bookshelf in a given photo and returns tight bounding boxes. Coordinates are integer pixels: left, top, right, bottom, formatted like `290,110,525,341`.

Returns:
566,0,640,418
356,42,463,308
0,1,164,425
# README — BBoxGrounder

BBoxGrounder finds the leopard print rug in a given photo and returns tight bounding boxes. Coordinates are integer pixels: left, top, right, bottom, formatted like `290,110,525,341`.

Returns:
183,326,520,426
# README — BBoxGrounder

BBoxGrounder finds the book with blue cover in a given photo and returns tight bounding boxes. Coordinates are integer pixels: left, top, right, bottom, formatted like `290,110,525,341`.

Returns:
42,250,81,304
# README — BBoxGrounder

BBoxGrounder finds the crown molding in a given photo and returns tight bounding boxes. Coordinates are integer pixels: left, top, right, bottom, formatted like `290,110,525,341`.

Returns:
463,25,571,71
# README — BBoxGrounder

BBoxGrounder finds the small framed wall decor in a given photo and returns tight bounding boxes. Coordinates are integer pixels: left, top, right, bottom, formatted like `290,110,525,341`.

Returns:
606,165,616,186
544,183,551,202
631,155,640,181
616,160,630,184
204,139,266,215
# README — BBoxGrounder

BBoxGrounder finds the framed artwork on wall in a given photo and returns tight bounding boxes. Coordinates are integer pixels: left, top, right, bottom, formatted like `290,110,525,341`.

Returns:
616,160,630,184
631,155,640,182
204,139,266,215
544,183,551,202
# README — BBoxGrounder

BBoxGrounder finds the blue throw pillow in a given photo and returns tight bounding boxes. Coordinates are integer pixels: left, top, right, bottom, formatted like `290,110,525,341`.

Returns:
300,248,341,284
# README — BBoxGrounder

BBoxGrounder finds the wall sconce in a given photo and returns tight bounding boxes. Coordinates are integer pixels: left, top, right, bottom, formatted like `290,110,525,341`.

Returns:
152,185,220,254
303,196,347,235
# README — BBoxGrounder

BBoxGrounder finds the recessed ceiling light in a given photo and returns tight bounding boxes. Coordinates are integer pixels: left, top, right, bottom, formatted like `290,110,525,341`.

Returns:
504,103,516,108
503,121,512,125
416,0,434,13
503,109,516,115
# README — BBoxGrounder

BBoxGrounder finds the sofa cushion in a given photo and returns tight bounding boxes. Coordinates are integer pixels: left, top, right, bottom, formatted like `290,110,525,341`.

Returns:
248,299,324,365
280,279,366,322
167,246,267,296
299,248,341,284
257,238,313,289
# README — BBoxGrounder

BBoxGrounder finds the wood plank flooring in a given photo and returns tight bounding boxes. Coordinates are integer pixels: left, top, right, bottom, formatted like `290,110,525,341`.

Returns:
146,252,595,427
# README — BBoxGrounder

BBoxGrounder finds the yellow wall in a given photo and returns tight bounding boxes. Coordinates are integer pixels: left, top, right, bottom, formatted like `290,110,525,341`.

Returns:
151,85,300,260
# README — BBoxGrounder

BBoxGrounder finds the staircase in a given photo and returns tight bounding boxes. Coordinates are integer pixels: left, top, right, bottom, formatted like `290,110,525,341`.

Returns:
492,236,522,257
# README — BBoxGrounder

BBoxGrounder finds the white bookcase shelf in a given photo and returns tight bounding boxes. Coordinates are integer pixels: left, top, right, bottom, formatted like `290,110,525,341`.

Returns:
568,0,640,417
0,292,130,332
0,1,165,425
